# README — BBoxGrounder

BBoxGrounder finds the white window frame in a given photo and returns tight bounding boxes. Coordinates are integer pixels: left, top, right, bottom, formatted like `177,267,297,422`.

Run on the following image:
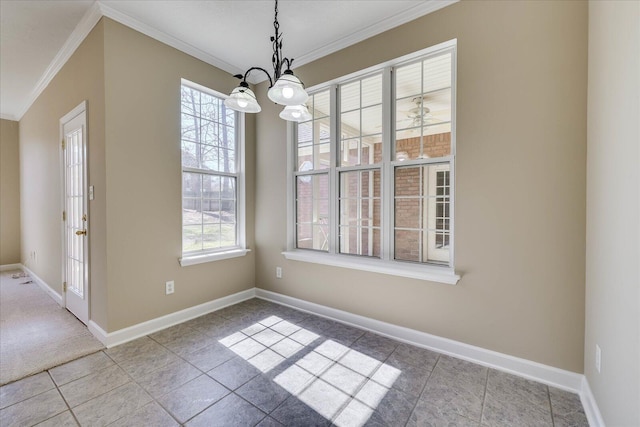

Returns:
283,40,459,284
179,79,249,267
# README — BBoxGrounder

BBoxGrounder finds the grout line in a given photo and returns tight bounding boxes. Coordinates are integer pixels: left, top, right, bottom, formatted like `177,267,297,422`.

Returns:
47,370,81,427
479,365,490,425
403,353,441,427
547,384,556,427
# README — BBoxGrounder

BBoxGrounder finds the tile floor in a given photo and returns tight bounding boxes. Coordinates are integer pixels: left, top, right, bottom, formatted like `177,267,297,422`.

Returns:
0,298,589,426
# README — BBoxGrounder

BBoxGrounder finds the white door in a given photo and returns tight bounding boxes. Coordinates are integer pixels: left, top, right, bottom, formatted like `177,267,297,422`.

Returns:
423,163,451,264
61,103,89,324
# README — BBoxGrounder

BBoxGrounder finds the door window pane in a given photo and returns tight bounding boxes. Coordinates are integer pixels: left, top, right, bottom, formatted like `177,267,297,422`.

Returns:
394,164,450,264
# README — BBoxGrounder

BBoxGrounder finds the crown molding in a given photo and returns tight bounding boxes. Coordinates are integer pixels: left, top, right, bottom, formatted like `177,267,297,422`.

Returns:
97,2,243,78
0,113,18,122
15,2,103,121
250,0,459,84
12,0,457,119
295,0,458,68
13,0,242,121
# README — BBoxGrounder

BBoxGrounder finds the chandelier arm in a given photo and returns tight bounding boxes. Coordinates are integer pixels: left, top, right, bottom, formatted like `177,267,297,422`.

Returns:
241,67,274,88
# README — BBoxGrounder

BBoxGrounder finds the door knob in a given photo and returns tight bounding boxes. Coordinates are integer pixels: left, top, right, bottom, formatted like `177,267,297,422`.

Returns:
75,229,87,236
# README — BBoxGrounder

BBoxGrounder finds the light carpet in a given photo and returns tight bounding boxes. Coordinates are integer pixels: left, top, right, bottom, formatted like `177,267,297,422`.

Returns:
0,269,103,385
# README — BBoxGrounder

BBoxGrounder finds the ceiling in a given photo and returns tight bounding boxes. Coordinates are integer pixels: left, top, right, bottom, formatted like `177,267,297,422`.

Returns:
0,0,456,121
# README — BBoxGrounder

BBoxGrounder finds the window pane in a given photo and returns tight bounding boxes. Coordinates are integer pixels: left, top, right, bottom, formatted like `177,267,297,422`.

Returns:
296,174,329,251
183,224,203,253
361,105,382,137
394,164,451,264
363,135,383,165
220,224,237,248
200,145,218,171
298,121,313,144
423,53,452,93
394,229,420,262
181,113,198,142
341,110,360,138
339,170,381,257
219,148,236,173
315,143,331,170
201,120,219,146
202,201,220,224
340,136,382,167
362,75,382,107
395,61,421,99
313,90,331,118
200,92,219,122
181,86,200,115
181,141,199,168
341,81,360,112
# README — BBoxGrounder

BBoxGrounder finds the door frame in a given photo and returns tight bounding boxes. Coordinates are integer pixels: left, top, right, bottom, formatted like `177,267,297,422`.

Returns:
59,100,90,323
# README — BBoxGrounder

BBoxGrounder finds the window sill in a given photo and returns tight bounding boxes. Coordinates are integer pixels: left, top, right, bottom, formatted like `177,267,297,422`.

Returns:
282,250,460,285
180,249,250,267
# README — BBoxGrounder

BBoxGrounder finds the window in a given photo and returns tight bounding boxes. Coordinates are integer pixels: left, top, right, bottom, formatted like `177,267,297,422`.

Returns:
285,41,459,284
180,80,247,265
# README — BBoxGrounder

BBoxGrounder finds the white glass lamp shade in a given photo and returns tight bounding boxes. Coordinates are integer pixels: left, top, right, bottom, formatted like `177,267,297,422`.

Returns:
224,85,261,113
279,104,312,122
268,72,309,106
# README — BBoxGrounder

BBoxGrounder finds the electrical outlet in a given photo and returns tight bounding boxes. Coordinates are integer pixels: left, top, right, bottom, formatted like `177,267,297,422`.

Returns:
165,280,175,295
595,344,601,373
276,267,282,279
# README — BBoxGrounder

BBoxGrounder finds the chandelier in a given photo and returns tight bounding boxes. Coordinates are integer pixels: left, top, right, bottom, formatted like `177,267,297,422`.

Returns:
224,0,312,122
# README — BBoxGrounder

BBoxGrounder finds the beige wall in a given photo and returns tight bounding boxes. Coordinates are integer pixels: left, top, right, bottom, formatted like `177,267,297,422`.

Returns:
255,0,587,372
18,18,255,332
585,1,640,425
19,20,108,326
0,119,21,265
102,19,255,331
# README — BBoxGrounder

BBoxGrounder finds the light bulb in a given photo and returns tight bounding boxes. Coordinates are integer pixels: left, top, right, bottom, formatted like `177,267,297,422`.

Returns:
282,87,294,99
237,99,248,108
292,110,301,118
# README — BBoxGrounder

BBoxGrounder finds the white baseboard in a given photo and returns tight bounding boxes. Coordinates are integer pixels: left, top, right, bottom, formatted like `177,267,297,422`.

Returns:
581,376,605,427
0,263,22,272
255,288,584,394
20,264,63,307
89,288,256,348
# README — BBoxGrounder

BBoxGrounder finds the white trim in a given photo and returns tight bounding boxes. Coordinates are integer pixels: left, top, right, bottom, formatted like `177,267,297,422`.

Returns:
98,3,242,79
20,265,64,307
179,249,251,267
255,1,459,84
11,0,458,119
88,288,255,348
305,39,458,94
179,79,247,261
581,376,605,427
0,113,18,121
255,288,584,393
282,250,460,285
15,4,102,120
60,101,90,324
0,263,22,272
